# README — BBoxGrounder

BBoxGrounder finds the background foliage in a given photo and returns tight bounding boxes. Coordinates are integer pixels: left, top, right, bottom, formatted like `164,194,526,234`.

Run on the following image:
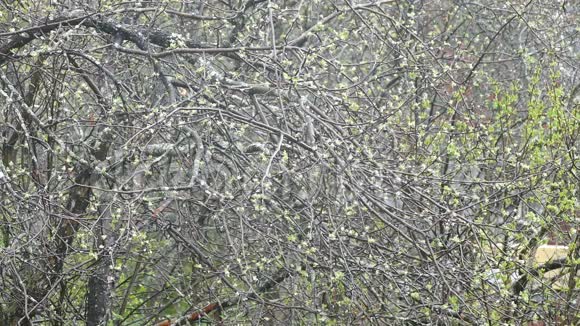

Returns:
0,0,578,325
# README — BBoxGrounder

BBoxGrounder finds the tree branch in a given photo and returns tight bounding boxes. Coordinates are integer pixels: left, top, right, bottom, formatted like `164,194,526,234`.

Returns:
156,268,291,326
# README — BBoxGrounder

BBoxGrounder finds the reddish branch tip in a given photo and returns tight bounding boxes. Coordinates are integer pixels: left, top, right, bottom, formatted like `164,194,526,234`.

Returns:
155,302,219,326
190,302,220,321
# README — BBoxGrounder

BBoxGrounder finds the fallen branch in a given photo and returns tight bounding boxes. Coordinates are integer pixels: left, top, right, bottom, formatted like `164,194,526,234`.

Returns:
511,258,571,296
